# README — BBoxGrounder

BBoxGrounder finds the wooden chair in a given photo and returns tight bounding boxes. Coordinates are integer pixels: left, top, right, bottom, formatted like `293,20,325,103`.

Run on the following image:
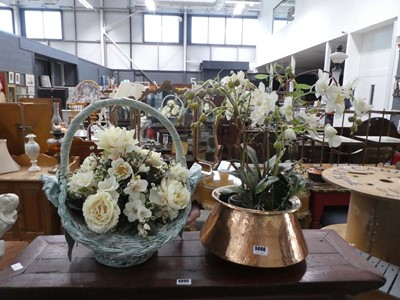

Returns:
70,137,100,162
66,102,87,124
68,80,101,104
67,80,102,124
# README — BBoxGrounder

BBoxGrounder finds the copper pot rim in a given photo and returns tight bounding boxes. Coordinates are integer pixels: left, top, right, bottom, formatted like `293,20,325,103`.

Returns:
211,185,301,216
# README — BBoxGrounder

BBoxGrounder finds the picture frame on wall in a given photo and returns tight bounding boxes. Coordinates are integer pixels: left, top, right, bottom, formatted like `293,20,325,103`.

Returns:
8,85,15,102
0,71,8,103
26,74,35,87
27,86,35,97
8,71,14,84
15,73,21,85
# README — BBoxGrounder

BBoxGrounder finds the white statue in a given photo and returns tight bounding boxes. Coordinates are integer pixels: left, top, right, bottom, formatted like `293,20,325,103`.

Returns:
0,193,19,259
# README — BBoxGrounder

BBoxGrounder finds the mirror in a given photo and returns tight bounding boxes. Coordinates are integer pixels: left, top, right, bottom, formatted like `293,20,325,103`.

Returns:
193,98,220,169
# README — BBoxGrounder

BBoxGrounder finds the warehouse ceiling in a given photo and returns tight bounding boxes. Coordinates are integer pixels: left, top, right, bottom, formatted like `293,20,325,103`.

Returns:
2,0,261,16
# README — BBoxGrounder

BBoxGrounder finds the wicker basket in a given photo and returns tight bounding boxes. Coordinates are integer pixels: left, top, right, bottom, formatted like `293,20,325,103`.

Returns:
58,98,190,268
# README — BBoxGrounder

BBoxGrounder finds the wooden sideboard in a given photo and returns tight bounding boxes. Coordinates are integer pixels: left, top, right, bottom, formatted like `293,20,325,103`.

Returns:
0,166,62,242
0,230,385,300
0,154,79,242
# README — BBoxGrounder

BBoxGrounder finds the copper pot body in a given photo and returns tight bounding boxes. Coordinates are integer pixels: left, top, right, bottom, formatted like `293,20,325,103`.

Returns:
200,186,308,268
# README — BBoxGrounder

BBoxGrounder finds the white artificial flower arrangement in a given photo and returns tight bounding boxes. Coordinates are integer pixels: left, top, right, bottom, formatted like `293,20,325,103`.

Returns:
66,125,191,237
161,99,181,118
182,66,373,211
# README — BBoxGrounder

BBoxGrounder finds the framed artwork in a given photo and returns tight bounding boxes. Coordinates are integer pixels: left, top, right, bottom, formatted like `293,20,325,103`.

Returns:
8,85,15,102
27,86,35,96
15,73,21,85
26,74,35,87
8,71,14,84
0,71,7,103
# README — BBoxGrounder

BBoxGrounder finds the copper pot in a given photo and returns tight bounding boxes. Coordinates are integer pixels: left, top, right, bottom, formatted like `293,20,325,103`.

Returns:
200,186,308,268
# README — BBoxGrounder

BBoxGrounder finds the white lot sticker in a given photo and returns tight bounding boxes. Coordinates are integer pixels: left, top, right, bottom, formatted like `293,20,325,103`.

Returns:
253,245,269,256
176,278,192,285
11,263,23,271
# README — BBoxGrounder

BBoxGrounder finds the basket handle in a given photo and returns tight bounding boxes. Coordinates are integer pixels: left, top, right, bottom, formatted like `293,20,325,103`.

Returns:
59,98,186,178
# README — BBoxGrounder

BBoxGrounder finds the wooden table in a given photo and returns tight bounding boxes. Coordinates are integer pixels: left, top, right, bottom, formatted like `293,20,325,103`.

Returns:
355,135,400,145
0,231,385,300
303,134,363,163
0,241,28,270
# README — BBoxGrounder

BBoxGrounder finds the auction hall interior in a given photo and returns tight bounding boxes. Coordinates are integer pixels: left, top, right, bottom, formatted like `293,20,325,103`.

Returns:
0,0,400,299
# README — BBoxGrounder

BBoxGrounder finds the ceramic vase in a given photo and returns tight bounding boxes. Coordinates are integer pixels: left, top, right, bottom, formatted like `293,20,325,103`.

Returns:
24,133,41,172
200,186,308,268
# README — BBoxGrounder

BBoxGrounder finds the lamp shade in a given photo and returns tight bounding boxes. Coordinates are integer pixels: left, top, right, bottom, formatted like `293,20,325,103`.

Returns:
0,139,20,174
329,45,348,64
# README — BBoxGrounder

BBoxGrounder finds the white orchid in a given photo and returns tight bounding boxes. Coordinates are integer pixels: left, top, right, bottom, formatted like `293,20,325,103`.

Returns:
352,97,373,116
315,69,331,98
123,175,148,199
97,176,120,200
324,124,342,148
279,97,294,121
284,128,296,141
123,199,152,223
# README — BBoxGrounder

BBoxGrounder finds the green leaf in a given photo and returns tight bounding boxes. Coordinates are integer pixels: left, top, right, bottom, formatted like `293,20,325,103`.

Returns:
254,74,268,80
245,145,260,176
255,176,279,195
219,185,244,195
295,83,312,90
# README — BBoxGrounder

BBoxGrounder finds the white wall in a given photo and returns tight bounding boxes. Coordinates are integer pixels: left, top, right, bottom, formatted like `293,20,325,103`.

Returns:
258,0,400,110
257,0,400,67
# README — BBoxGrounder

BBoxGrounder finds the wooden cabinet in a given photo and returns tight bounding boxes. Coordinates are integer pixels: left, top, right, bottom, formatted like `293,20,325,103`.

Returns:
0,167,62,242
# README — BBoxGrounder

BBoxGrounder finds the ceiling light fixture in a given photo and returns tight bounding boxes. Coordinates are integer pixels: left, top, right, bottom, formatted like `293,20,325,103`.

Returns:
233,2,244,15
145,0,156,12
79,0,93,9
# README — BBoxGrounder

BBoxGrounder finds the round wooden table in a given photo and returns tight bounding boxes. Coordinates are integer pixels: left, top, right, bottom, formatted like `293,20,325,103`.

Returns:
323,166,400,265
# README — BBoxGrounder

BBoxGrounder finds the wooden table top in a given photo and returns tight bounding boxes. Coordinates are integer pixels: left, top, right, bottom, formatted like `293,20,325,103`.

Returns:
355,135,400,144
305,134,364,145
0,230,385,300
322,166,400,201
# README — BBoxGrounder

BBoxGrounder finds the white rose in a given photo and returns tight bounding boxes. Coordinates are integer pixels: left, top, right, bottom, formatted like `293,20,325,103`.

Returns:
166,180,190,211
82,191,120,233
95,126,139,159
81,155,97,172
168,163,189,182
68,171,95,196
146,151,165,167
149,178,190,220
108,158,133,180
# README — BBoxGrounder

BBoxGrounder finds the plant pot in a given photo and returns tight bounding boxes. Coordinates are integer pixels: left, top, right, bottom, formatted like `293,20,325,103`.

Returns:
200,186,308,268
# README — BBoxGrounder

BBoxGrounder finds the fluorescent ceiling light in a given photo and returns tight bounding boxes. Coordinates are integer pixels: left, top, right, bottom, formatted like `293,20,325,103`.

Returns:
79,0,93,9
145,0,156,12
233,2,244,15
